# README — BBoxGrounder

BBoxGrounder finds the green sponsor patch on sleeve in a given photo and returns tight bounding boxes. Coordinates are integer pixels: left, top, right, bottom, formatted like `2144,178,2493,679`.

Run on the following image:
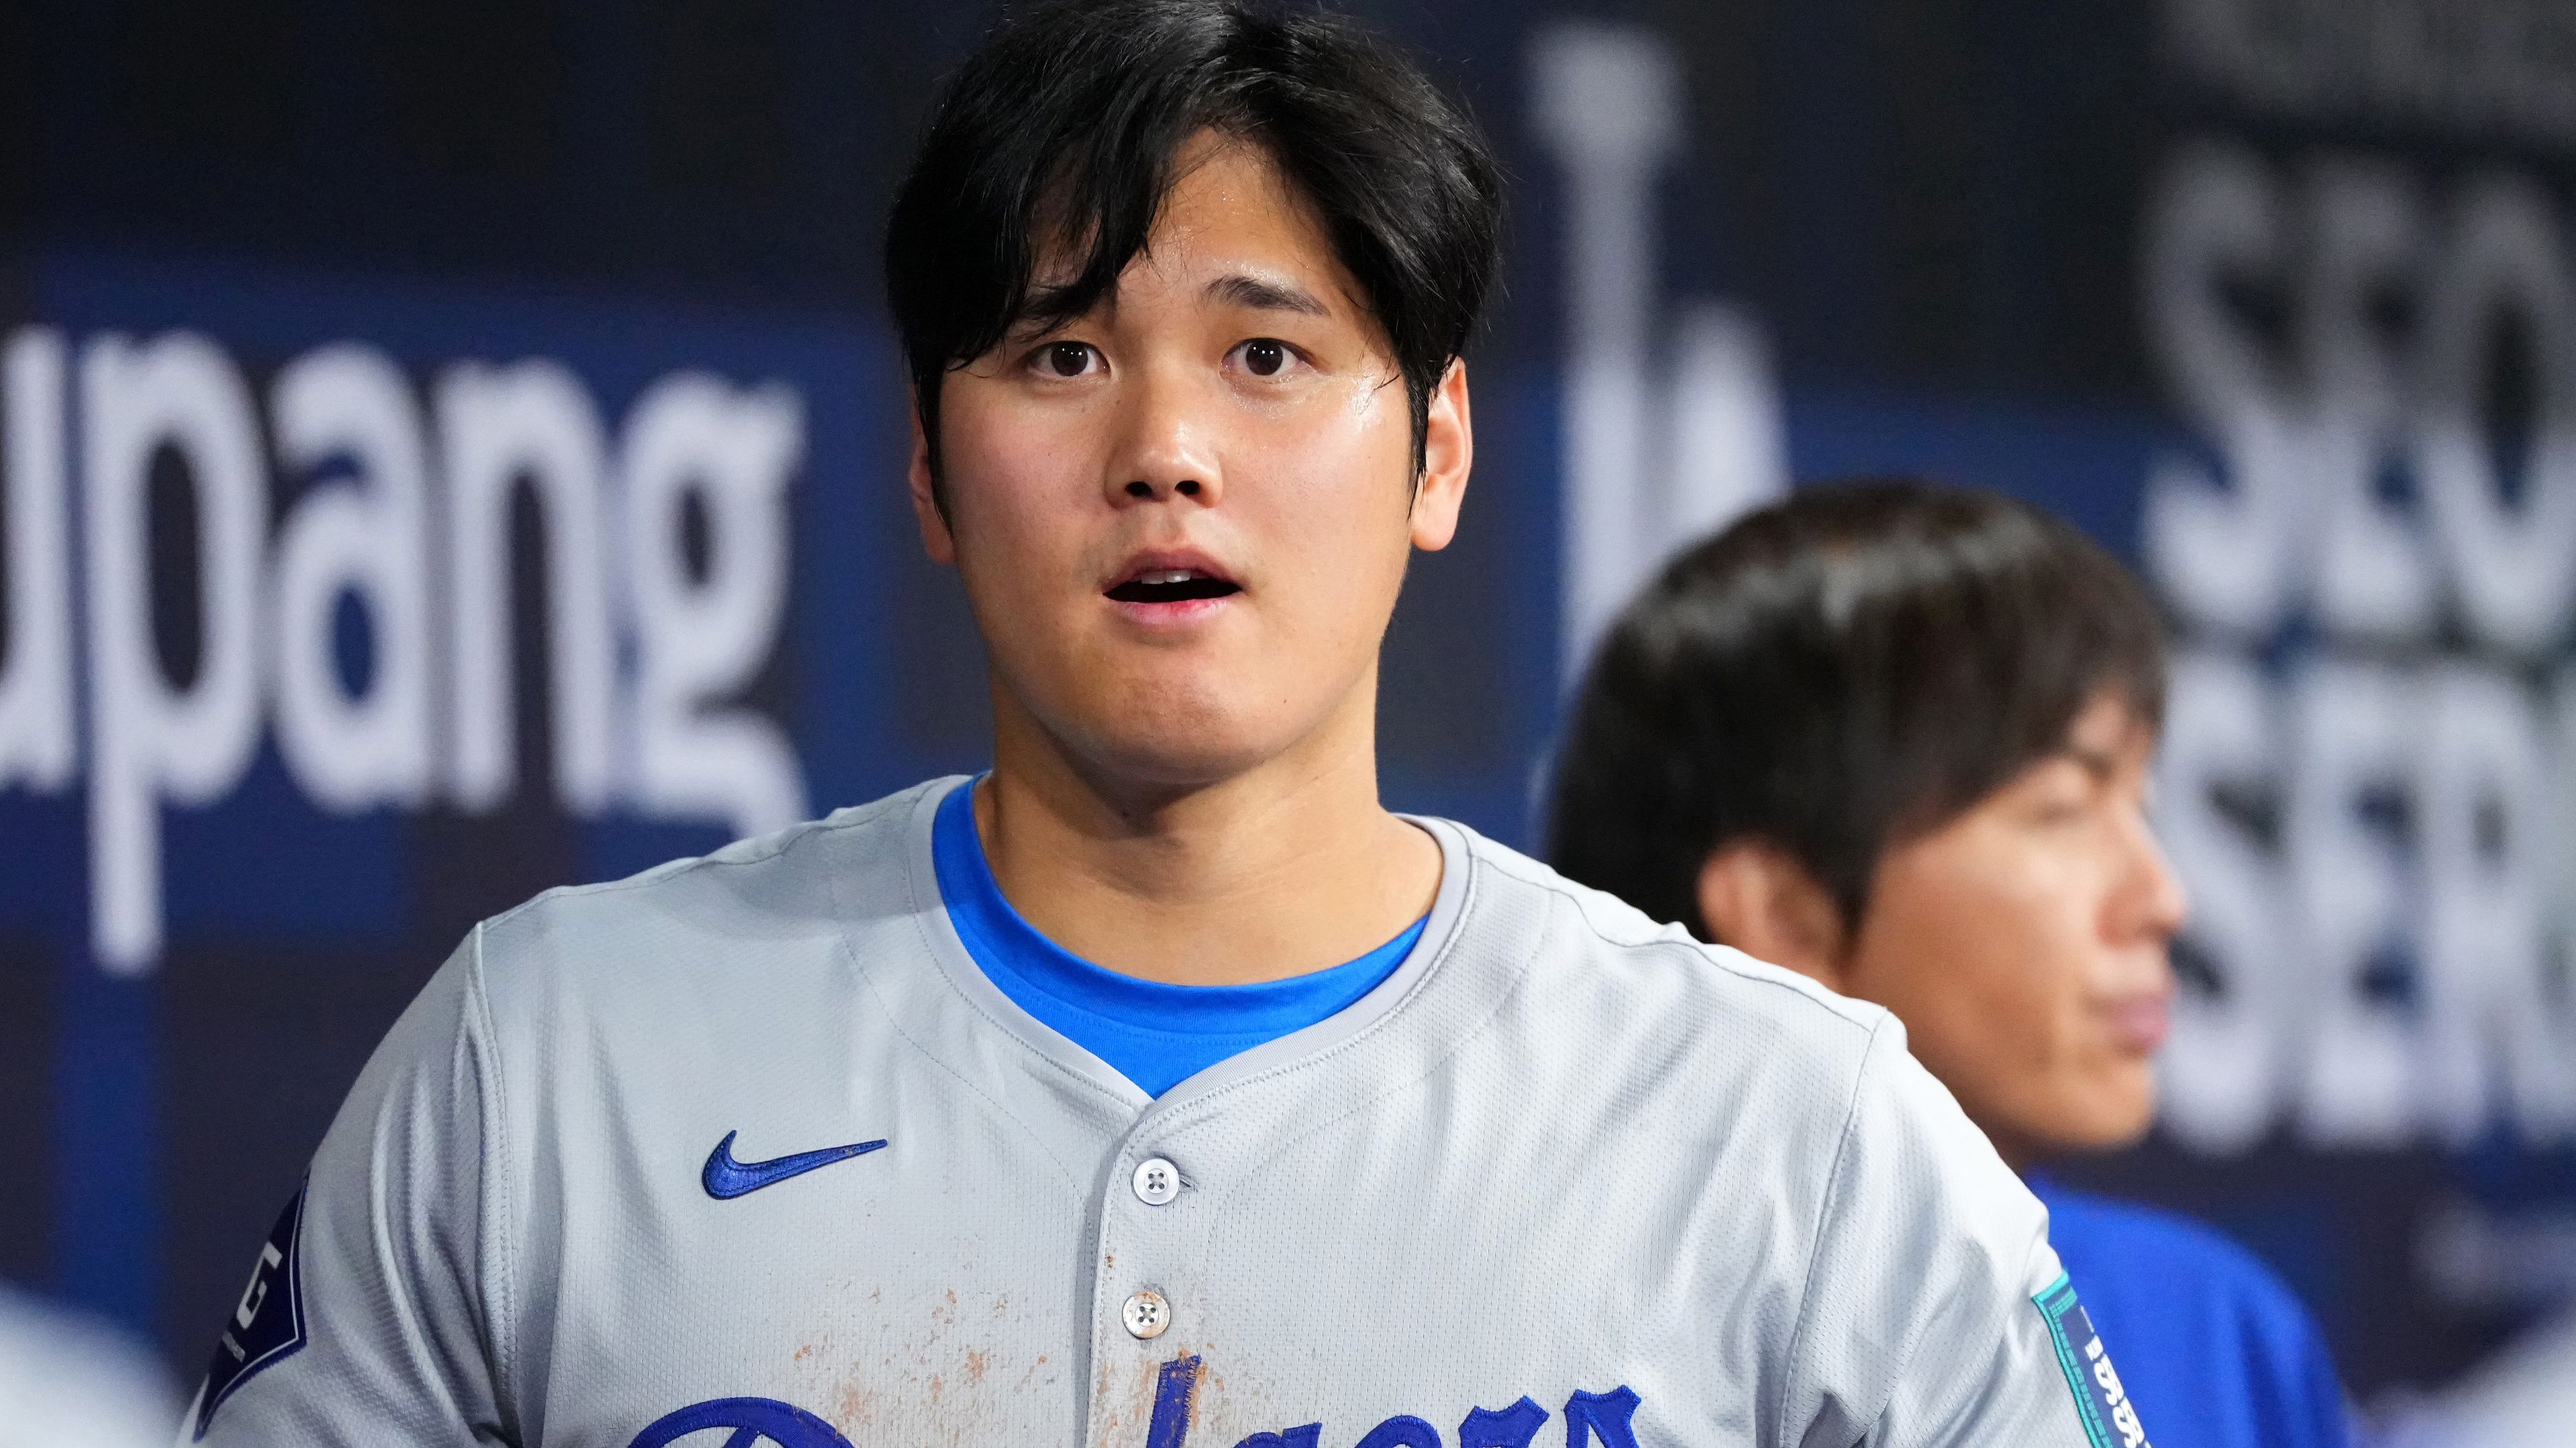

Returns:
2032,1272,2151,1448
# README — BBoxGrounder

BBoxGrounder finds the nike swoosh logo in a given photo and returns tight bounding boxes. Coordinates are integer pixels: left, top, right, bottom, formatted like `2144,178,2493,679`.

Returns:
701,1129,888,1201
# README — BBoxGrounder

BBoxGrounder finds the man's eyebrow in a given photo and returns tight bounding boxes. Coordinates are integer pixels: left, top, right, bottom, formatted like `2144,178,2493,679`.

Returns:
2065,744,2121,781
1203,273,1330,316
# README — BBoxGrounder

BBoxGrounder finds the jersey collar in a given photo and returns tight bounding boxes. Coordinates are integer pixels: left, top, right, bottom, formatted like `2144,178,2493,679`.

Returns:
896,775,1477,1117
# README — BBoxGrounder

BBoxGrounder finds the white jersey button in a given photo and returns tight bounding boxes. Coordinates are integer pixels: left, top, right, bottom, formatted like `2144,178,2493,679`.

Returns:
1132,1158,1181,1205
1122,1290,1171,1340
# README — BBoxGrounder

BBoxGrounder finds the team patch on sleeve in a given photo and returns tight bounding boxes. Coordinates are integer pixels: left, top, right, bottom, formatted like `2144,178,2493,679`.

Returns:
193,1183,311,1439
2033,1273,2149,1448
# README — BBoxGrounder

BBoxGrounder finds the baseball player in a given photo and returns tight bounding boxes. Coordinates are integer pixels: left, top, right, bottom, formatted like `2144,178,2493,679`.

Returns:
187,5,2140,1445
1552,481,2345,1448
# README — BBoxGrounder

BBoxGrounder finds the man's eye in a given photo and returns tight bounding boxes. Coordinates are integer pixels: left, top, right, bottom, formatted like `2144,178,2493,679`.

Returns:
1237,338,1289,377
2027,790,2095,827
1035,341,1097,378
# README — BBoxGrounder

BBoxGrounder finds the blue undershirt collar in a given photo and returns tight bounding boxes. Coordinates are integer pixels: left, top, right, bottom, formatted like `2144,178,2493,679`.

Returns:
931,777,1426,1097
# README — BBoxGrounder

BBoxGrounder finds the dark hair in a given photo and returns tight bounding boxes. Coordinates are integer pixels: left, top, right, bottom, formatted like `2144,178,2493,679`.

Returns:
884,0,1502,490
1547,479,2167,942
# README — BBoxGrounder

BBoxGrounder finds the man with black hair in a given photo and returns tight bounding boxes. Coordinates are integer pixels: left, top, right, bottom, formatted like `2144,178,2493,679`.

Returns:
1554,480,2353,1448
194,8,2115,1445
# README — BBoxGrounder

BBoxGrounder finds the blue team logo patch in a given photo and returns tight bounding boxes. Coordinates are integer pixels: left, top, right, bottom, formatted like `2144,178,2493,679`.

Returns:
627,1397,855,1448
2033,1273,2151,1448
193,1184,311,1439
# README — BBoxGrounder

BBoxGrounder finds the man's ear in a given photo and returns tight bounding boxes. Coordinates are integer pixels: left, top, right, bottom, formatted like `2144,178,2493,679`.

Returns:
1695,840,1851,992
907,392,957,566
1407,358,1471,551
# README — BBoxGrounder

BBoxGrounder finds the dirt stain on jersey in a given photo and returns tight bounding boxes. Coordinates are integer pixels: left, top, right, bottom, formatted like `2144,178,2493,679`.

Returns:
1095,1343,1206,1445
784,1290,1061,1443
832,1381,877,1427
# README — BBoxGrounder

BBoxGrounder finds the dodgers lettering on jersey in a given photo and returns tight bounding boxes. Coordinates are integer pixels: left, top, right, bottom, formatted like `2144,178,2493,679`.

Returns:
1130,1353,1641,1448
185,778,2116,1446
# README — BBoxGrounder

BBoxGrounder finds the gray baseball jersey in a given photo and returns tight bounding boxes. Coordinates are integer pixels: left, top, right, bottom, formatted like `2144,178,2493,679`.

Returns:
186,777,2138,1448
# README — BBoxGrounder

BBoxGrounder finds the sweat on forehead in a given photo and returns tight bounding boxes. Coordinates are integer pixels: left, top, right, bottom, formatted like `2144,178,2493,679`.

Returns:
883,0,1502,478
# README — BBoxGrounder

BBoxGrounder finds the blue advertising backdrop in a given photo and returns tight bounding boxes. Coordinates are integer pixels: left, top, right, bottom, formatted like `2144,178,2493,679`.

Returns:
3,0,2573,1414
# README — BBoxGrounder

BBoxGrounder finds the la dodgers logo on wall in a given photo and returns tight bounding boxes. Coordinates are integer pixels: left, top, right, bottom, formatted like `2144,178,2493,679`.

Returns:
2034,1274,2150,1448
193,1184,311,1439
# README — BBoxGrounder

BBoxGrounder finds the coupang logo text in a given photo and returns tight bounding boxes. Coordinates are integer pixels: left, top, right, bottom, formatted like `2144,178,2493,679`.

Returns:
0,326,808,974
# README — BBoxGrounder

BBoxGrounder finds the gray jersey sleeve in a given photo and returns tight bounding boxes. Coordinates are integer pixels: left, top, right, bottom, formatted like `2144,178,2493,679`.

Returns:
1786,1016,2101,1448
184,929,513,1447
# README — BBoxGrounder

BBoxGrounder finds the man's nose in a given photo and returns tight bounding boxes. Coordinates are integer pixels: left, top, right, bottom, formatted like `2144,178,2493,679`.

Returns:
2115,807,2191,946
1105,363,1222,508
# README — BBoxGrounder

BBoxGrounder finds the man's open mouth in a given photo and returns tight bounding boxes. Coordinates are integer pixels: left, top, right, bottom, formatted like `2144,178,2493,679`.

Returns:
1106,568,1242,604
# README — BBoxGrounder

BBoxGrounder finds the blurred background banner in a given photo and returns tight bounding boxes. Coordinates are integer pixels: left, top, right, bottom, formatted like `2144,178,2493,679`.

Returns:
1,0,2571,1419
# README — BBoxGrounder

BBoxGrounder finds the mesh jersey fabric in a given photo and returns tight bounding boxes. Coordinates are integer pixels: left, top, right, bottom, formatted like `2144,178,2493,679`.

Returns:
930,775,1427,1098
2031,1178,2354,1448
184,777,2108,1448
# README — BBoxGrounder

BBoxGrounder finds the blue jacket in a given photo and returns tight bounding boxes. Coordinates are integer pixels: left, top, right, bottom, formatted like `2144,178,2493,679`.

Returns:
2033,1178,2354,1448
